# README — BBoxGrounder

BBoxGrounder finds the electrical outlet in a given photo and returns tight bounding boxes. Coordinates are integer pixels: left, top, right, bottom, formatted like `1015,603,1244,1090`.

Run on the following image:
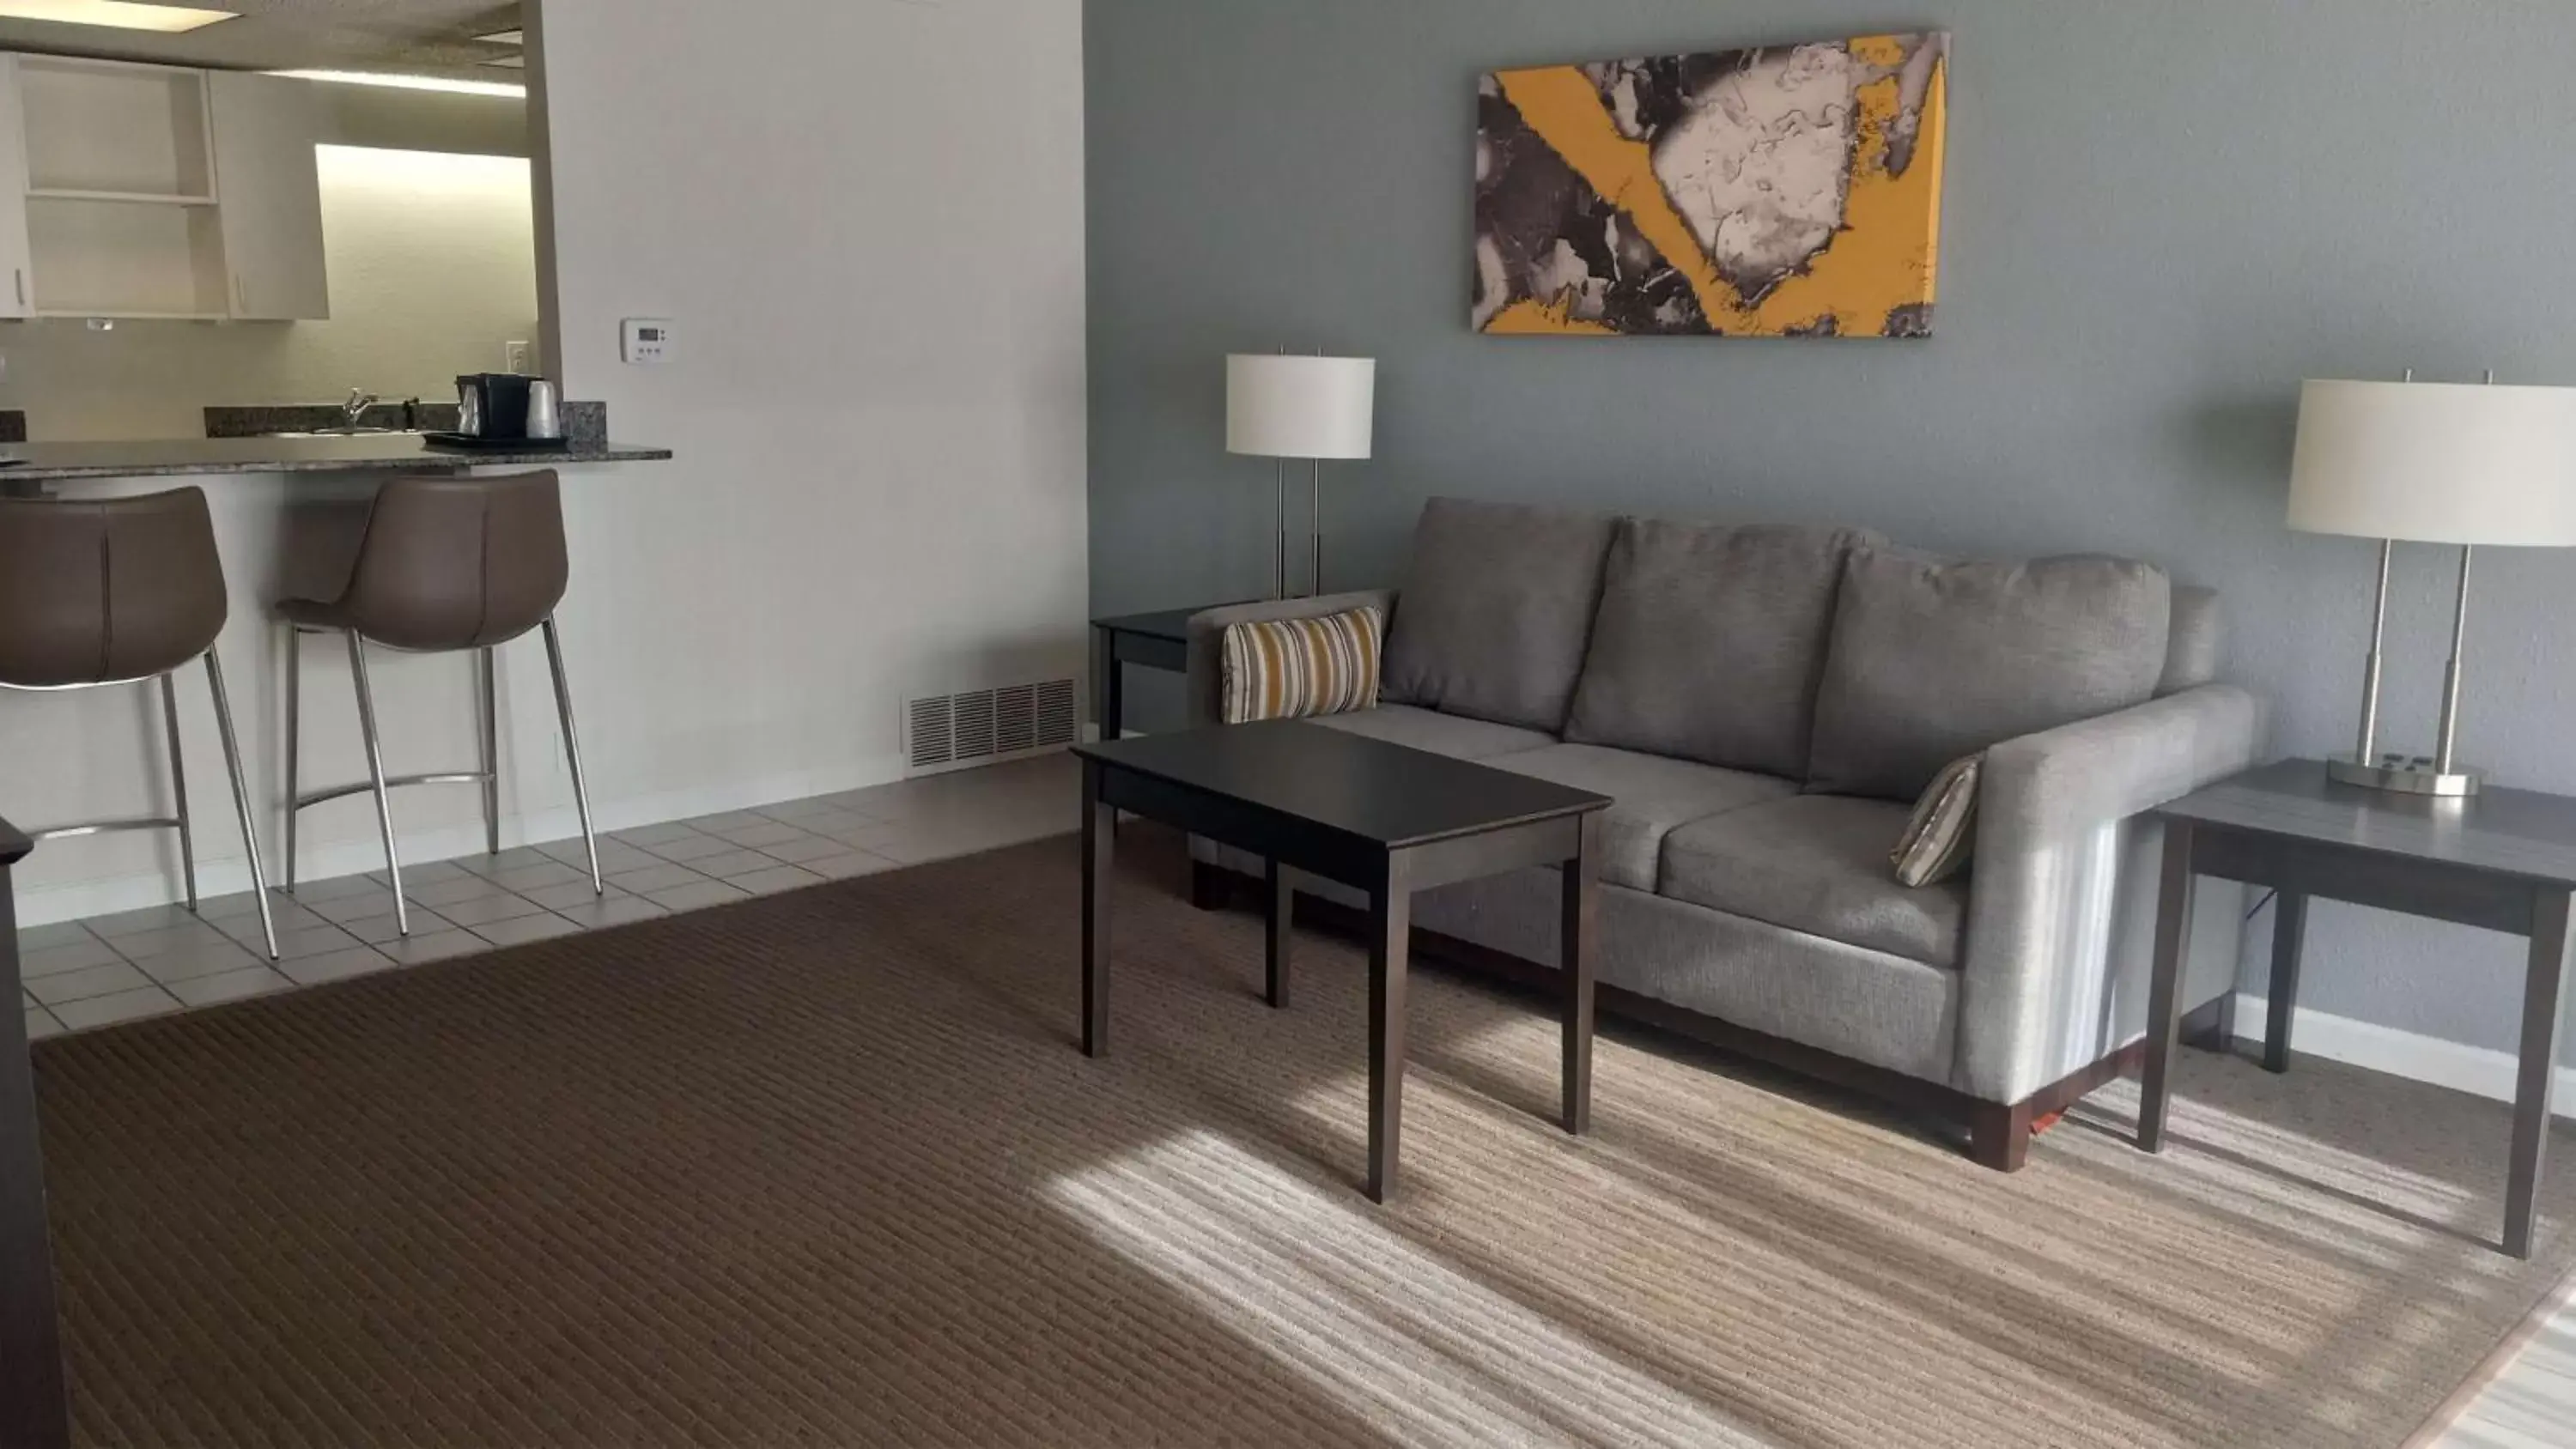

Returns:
504,340,534,373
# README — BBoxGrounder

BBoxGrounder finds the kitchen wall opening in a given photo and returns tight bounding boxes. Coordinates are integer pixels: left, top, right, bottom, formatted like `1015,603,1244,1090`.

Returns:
0,4,538,442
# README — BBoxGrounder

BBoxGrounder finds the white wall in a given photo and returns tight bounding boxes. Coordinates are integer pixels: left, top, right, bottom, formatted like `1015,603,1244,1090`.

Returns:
522,0,1090,821
3,0,1090,923
0,145,538,440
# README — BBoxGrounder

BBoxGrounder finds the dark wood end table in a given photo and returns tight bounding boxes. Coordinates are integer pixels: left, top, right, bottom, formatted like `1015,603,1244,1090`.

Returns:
0,814,69,1448
1072,720,1611,1202
2140,758,2576,1258
1091,604,1237,743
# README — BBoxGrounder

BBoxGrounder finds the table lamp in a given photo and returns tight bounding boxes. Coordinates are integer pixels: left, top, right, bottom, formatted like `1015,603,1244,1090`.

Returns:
1226,354,1376,598
2287,374,2576,796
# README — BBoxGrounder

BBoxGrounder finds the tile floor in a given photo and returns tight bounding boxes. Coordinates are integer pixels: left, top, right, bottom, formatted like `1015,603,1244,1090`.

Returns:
18,753,1077,1043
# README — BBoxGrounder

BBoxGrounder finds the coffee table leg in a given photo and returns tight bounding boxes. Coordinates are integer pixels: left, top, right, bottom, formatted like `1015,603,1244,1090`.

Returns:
2137,820,2196,1153
1264,857,1291,1009
1080,758,1111,1058
2506,888,2572,1258
2264,890,2308,1073
1561,815,1599,1136
1366,852,1413,1203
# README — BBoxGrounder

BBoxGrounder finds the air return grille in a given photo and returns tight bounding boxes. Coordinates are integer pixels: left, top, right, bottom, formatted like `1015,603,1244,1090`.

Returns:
904,677,1078,773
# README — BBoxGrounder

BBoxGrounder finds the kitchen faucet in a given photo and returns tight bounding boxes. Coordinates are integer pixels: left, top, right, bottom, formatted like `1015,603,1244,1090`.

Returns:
342,389,381,427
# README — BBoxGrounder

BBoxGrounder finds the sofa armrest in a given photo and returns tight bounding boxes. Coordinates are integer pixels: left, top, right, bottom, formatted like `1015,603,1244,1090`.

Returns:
1955,683,2266,1102
1182,590,1397,729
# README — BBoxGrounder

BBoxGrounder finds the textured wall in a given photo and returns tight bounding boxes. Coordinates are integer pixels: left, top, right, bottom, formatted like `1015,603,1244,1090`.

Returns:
1085,0,2576,1059
0,144,538,440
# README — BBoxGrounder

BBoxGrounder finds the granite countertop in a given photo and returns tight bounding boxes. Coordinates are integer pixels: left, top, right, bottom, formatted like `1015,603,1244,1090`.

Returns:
0,433,672,483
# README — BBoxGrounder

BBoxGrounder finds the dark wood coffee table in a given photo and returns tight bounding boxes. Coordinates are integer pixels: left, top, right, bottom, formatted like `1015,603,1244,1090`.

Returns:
1072,719,1611,1202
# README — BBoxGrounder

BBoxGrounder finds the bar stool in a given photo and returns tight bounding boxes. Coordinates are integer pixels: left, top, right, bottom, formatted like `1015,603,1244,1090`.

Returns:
278,470,601,937
0,488,279,959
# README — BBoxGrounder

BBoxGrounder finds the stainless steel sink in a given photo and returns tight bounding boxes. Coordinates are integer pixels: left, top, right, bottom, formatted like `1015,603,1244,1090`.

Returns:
264,426,422,438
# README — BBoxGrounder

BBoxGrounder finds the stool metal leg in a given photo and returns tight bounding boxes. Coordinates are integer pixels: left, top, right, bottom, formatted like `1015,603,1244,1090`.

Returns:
541,618,603,896
202,650,277,961
344,630,410,937
478,646,501,858
157,672,198,913
283,623,302,894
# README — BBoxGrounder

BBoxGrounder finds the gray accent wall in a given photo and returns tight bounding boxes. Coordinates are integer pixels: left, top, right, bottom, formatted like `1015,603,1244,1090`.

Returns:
1084,0,2576,1063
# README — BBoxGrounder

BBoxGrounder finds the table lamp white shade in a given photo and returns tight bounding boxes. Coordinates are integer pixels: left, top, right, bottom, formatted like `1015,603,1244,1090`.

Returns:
2287,379,2576,547
1227,355,1376,460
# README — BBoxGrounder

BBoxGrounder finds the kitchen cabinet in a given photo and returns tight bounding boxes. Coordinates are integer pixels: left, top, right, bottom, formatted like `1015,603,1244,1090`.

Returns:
0,58,34,321
209,71,329,321
0,53,326,323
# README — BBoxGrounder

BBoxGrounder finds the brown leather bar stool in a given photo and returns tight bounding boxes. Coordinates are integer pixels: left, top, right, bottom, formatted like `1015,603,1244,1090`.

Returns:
277,470,601,936
0,488,278,959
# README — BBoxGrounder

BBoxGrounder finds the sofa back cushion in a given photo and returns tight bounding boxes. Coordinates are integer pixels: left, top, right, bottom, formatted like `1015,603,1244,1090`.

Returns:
1380,497,1617,732
1563,519,1872,778
1807,549,2172,800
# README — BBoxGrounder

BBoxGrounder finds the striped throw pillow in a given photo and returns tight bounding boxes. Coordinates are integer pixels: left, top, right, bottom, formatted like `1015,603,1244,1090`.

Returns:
1892,753,1980,888
1220,607,1384,724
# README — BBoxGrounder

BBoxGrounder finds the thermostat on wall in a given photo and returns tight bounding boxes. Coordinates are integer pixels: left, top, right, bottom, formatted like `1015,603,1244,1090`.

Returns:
621,318,674,365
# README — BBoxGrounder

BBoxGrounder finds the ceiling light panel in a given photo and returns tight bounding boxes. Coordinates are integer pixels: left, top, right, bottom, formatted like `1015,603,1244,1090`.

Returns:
270,69,526,99
0,0,235,31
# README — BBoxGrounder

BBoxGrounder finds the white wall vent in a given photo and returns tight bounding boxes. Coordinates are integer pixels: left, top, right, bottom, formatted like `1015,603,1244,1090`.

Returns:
904,677,1078,774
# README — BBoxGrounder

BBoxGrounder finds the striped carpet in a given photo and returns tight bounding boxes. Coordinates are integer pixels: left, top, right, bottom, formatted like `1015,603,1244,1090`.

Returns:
31,829,2575,1447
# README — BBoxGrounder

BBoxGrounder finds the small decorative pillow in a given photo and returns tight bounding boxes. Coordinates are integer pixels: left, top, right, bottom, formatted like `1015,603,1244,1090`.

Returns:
1893,754,1980,888
1221,607,1385,724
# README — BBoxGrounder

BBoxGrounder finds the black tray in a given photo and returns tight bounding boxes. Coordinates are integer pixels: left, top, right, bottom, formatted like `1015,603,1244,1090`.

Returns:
422,433,572,452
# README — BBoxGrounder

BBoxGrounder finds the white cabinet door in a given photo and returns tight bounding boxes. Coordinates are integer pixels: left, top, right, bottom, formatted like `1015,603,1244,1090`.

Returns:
0,57,36,320
208,70,327,321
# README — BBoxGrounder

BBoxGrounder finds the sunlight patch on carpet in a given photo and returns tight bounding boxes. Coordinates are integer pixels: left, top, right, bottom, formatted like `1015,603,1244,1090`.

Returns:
1046,1129,1776,1449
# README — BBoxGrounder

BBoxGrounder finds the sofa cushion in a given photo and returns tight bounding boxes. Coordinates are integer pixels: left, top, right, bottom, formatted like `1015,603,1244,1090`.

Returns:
1379,497,1617,732
1304,704,1554,761
1564,519,1871,778
1660,795,1968,967
1806,550,2172,801
1487,743,1795,890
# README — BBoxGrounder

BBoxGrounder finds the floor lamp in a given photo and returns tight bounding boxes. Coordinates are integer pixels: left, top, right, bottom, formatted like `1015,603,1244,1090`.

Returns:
1226,354,1376,598
2287,374,2576,797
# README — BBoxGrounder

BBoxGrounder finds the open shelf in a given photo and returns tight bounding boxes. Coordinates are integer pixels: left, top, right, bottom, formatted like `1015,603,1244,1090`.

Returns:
27,196,227,319
18,56,213,201
25,187,216,207
30,310,228,322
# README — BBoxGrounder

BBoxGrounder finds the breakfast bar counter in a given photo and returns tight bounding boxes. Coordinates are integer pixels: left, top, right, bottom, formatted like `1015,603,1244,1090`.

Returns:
0,433,671,488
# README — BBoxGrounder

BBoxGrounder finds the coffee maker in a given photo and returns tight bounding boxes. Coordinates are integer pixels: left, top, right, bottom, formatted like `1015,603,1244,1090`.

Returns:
455,373,533,440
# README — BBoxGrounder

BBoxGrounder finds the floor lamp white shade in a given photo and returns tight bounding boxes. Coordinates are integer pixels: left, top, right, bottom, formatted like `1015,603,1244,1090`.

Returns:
1226,355,1376,459
1225,355,1377,598
2286,377,2576,796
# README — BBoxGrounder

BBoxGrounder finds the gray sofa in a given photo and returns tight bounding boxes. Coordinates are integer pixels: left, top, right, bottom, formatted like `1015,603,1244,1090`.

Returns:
1183,497,2262,1168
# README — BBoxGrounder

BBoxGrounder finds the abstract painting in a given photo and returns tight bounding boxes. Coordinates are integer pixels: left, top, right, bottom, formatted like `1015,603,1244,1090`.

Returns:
1475,33,1949,339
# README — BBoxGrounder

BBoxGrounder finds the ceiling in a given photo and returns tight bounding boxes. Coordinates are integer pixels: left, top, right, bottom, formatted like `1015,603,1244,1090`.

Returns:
0,1,525,83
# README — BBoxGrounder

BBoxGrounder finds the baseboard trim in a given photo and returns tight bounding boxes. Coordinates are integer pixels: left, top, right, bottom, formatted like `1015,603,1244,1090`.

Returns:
14,750,911,928
2233,991,2576,1120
